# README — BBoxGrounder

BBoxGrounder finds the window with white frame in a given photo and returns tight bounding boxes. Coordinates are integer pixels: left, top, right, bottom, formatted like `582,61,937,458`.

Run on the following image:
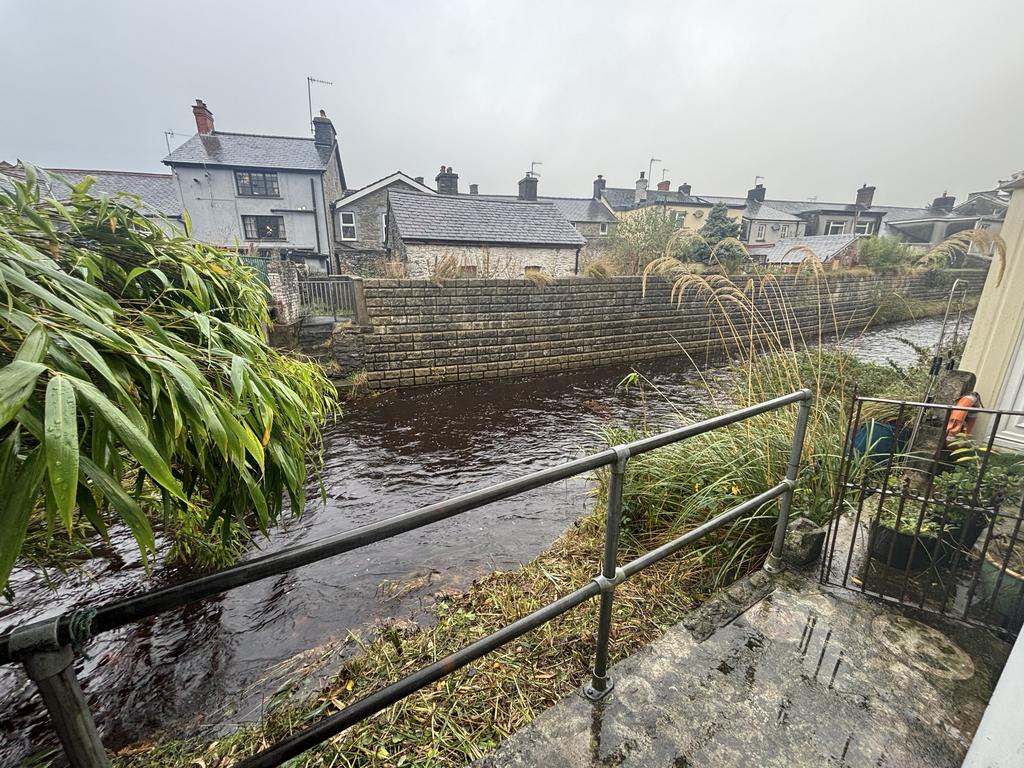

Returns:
381,212,388,242
825,220,847,235
599,222,609,235
780,224,790,238
340,211,357,240
854,220,874,235
755,223,766,241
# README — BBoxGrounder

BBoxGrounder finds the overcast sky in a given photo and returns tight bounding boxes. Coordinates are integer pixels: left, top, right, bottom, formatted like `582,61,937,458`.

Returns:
2,0,1020,205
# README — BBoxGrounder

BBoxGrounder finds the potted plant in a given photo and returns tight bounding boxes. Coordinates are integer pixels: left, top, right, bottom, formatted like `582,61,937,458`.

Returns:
979,532,1024,634
868,491,944,571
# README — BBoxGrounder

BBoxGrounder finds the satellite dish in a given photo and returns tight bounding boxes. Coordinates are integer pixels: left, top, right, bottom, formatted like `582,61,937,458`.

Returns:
693,210,704,218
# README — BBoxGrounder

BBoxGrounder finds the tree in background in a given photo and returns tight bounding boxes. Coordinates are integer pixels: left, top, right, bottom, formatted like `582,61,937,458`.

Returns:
857,236,914,274
0,168,339,595
608,206,686,274
692,202,747,271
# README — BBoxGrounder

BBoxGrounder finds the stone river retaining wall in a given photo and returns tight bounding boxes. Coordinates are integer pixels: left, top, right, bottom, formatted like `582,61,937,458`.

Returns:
319,270,985,389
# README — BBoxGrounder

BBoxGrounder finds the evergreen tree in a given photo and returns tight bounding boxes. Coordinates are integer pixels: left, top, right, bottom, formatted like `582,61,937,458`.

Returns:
692,202,746,270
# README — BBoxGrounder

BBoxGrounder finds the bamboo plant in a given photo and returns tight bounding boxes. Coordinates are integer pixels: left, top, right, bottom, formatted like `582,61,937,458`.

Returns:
0,166,339,593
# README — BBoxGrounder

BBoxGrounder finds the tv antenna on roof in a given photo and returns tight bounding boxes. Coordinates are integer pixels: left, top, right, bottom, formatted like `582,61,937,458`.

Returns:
661,168,670,181
648,157,662,184
307,76,334,134
754,175,765,186
163,129,191,156
529,161,543,177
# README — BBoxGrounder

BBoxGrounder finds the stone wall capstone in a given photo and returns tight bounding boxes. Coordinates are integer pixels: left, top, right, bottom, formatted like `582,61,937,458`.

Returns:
328,270,986,389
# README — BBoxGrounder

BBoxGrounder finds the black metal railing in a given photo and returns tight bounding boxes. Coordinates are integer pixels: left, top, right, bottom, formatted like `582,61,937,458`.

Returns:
1,389,812,768
821,395,1024,638
298,276,356,319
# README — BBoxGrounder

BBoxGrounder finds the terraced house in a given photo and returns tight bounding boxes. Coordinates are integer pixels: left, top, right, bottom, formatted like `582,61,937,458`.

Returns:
164,100,346,272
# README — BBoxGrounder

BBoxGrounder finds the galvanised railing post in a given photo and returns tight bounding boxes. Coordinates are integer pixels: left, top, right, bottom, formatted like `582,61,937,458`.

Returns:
764,390,813,573
11,620,109,767
585,445,630,701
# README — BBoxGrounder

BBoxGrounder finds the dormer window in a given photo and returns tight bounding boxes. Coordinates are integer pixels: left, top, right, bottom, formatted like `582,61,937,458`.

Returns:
235,171,280,197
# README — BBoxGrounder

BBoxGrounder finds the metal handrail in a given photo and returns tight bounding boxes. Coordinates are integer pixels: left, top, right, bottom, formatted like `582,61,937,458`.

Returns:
3,389,813,768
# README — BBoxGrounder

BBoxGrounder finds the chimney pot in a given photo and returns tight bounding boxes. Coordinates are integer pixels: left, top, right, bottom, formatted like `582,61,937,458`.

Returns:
593,174,607,200
435,166,459,195
679,182,692,195
931,191,956,212
657,180,671,192
855,184,876,209
470,183,479,195
192,98,215,135
518,174,538,201
634,172,649,204
312,111,336,147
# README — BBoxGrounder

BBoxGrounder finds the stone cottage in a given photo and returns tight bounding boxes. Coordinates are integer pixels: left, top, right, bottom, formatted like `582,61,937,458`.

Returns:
332,171,435,274
385,190,586,278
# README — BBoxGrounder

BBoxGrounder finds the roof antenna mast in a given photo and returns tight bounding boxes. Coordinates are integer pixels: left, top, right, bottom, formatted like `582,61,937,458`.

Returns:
307,76,334,134
530,161,543,177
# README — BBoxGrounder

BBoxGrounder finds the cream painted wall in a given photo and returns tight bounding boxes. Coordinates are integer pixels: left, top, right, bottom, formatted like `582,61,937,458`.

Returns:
961,183,1024,415
404,243,578,278
617,203,742,231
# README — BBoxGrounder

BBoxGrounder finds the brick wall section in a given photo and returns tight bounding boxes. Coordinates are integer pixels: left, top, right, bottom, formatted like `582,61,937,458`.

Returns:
342,270,986,389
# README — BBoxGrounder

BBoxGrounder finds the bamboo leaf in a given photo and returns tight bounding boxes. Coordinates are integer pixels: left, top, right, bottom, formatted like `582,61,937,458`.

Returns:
71,378,185,500
0,439,46,594
44,375,79,530
14,324,49,363
0,360,46,430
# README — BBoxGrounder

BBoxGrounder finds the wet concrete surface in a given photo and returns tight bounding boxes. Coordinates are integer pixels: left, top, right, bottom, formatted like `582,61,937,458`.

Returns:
475,570,1008,768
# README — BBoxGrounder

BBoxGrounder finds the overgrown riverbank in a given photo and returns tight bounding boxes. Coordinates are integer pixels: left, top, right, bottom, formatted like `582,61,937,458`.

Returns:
114,263,975,766
116,343,916,767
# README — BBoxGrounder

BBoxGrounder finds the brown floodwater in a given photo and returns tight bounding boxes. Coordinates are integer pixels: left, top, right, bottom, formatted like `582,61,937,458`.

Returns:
0,314,969,764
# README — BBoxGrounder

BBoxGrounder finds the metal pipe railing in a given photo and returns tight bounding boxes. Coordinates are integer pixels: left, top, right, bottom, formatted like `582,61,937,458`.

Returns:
3,388,812,767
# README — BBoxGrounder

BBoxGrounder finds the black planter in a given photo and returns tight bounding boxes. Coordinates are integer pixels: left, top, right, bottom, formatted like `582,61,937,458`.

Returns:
941,511,989,557
869,523,941,571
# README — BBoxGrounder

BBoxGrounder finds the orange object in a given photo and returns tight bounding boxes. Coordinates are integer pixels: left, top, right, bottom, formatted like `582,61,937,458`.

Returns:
947,392,981,437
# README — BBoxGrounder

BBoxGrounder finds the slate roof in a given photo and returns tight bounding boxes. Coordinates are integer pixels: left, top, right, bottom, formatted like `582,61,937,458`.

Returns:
389,191,586,247
0,166,180,216
744,201,802,223
603,186,743,212
163,131,334,171
601,187,640,211
763,234,859,264
540,197,616,224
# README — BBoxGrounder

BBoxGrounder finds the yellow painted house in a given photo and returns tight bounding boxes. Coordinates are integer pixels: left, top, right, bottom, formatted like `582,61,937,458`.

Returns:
961,170,1024,449
600,172,744,230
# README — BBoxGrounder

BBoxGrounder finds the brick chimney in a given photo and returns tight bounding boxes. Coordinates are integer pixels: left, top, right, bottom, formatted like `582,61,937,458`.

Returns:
414,176,424,185
678,182,692,196
931,191,956,212
746,183,766,202
436,166,459,195
312,109,336,148
469,183,479,195
593,174,606,200
634,171,648,204
657,179,671,192
192,99,214,134
856,184,876,208
518,173,538,201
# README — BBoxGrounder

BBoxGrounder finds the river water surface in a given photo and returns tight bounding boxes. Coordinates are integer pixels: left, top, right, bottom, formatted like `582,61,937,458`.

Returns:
0,314,969,763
